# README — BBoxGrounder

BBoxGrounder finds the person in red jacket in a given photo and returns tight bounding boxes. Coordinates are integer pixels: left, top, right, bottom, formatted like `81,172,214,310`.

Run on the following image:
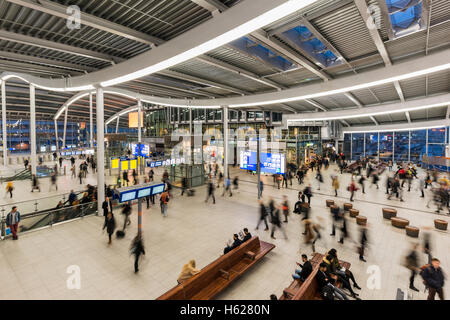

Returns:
349,179,358,202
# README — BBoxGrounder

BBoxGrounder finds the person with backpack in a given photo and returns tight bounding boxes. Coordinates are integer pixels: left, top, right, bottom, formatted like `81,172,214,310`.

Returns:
421,258,445,300
160,189,169,217
6,206,21,240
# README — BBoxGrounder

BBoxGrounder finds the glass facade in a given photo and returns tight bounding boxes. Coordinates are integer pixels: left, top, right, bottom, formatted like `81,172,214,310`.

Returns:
365,132,378,158
344,127,447,163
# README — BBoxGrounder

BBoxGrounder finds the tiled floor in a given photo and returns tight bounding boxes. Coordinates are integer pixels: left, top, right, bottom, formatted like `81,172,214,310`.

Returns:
0,163,448,300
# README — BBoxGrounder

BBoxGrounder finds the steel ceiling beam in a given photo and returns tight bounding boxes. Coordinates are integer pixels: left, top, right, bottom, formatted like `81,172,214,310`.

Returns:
0,50,96,73
305,99,328,111
158,69,247,95
5,0,163,46
250,30,330,81
344,92,363,108
190,0,228,12
405,111,411,123
198,55,286,90
0,30,119,64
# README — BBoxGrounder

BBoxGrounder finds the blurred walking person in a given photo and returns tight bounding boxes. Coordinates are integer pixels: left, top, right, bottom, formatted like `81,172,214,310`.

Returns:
31,174,40,192
270,203,287,240
404,243,420,292
205,178,216,204
256,200,269,231
103,212,116,245
5,180,14,198
130,234,145,273
359,225,368,262
49,172,58,191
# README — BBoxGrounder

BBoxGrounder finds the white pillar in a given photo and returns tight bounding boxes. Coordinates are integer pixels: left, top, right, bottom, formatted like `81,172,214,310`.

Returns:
138,99,142,143
54,119,59,152
116,116,119,133
96,88,105,215
138,99,142,175
30,84,37,175
1,81,7,167
89,93,93,148
63,107,68,149
223,105,229,179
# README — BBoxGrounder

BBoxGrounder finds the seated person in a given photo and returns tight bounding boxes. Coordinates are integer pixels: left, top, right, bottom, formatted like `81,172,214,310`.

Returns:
316,262,350,300
323,249,361,298
292,254,313,281
242,228,252,242
177,260,200,284
223,234,242,255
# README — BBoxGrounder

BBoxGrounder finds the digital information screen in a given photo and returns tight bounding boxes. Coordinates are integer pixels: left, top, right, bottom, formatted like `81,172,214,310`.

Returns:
51,146,56,151
261,152,285,174
137,188,151,198
120,191,136,202
239,151,257,171
151,184,165,195
239,151,285,174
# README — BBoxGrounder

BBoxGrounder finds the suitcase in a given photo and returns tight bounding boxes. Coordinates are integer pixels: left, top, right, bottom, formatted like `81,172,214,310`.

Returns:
116,230,125,238
187,189,195,197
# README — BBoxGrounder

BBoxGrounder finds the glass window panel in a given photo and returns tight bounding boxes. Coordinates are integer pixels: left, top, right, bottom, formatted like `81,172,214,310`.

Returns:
351,133,364,160
428,144,445,157
344,133,351,159
394,131,409,162
427,127,445,144
364,132,378,158
379,132,393,162
410,129,426,162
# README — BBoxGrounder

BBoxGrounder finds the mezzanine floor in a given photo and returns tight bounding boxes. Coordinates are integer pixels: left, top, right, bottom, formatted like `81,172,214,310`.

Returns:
0,163,449,300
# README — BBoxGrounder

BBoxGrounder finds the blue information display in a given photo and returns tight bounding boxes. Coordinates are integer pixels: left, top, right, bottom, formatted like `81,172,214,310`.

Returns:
131,143,150,157
151,184,165,195
239,151,257,171
120,191,137,202
115,182,166,203
239,151,285,174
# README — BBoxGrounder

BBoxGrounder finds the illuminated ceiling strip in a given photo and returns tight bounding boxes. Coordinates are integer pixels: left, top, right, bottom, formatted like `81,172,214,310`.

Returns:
285,94,450,122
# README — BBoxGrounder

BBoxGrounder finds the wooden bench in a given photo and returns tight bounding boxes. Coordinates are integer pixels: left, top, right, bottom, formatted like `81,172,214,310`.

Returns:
382,208,397,220
349,209,359,218
156,236,275,300
279,253,351,300
434,219,448,231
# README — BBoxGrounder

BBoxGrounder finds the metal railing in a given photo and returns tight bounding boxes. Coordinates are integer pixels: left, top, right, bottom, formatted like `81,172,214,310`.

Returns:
0,201,98,239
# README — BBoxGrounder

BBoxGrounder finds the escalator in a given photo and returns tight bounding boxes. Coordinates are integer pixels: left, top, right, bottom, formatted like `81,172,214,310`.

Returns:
0,168,31,182
19,190,96,232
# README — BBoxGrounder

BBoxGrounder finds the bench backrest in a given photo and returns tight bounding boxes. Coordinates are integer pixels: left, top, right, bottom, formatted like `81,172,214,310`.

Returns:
180,236,260,299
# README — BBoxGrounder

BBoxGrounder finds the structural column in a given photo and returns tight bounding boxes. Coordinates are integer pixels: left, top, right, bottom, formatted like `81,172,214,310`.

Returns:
63,107,68,149
1,81,7,167
115,116,119,133
223,106,229,179
30,84,37,175
89,93,93,148
96,88,105,216
138,99,142,174
54,119,59,152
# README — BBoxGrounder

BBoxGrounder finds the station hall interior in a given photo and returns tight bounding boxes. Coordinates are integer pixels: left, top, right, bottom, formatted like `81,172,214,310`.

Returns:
0,0,449,302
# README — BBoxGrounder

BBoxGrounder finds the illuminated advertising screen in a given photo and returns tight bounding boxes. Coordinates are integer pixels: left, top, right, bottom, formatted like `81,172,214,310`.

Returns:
130,159,137,170
240,150,257,171
239,151,285,174
128,112,144,128
261,152,285,174
121,160,129,170
132,143,150,157
111,158,119,169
